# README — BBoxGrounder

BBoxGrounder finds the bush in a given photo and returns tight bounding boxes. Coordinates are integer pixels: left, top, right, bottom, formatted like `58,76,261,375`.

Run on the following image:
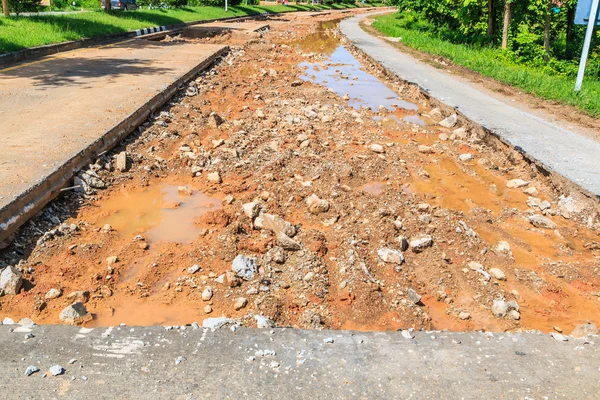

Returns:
9,0,42,13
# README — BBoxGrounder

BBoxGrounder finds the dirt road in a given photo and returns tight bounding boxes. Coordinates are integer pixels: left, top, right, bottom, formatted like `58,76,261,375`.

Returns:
1,11,599,336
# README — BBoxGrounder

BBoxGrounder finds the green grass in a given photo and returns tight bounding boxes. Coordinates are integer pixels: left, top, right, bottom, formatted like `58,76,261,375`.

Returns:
372,13,600,118
0,3,377,54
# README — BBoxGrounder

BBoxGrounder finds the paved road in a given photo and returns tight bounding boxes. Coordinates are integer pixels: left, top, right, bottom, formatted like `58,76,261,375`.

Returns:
0,37,227,240
341,13,600,197
0,324,598,399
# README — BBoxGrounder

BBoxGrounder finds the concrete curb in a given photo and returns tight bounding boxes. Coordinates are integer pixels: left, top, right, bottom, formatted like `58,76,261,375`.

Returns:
0,45,228,243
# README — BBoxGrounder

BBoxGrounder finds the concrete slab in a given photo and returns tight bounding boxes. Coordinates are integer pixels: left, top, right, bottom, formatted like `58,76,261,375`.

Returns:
0,325,598,398
341,13,600,198
0,39,227,241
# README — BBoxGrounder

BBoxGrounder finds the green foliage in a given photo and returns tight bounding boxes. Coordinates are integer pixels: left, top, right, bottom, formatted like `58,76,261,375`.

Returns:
9,0,42,14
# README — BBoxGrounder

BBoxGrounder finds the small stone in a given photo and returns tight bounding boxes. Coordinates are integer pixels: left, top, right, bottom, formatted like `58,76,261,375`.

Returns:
323,337,334,344
401,329,415,339
177,186,193,196
207,172,222,184
488,268,506,281
507,310,520,320
207,112,223,128
458,153,473,162
438,133,448,141
204,305,213,314
66,290,90,303
202,317,232,329
467,261,484,271
458,312,471,320
106,256,118,265
255,315,275,329
377,248,404,265
496,241,511,255
2,317,14,325
418,145,434,154
524,187,538,195
202,287,213,301
571,323,598,338
25,365,40,376
407,288,422,304
550,332,568,341
45,288,62,300
306,194,330,214
370,143,384,153
529,214,557,229
59,302,92,325
396,236,409,251
232,255,257,280
506,179,529,188
0,266,22,295
188,265,201,274
234,297,248,310
242,202,261,219
175,356,186,365
492,300,508,318
410,236,433,252
49,365,65,376
115,151,128,172
439,114,457,128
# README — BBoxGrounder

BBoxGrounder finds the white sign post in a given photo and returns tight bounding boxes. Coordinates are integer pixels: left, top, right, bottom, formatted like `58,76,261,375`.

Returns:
574,0,600,91
225,0,228,12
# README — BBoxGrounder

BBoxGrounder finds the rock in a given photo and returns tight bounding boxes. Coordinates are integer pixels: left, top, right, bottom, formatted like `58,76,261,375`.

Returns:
506,179,529,188
255,315,275,329
458,312,471,320
410,236,433,252
323,337,335,344
496,241,511,255
202,287,213,301
507,300,519,311
234,297,248,310
204,305,212,314
254,212,298,249
19,318,35,328
571,323,598,338
2,317,14,325
242,201,261,219
306,194,330,214
467,261,483,271
407,288,422,304
370,143,384,153
212,139,225,148
224,270,241,288
458,153,473,162
202,317,232,329
231,255,257,280
25,365,40,376
452,127,468,139
439,114,457,128
175,356,186,365
49,365,65,376
396,236,409,251
0,266,22,295
523,187,538,195
188,265,201,274
59,302,92,325
401,329,415,339
66,290,90,303
207,171,222,184
207,112,223,128
550,332,568,341
438,133,448,141
115,151,128,172
488,268,506,281
377,248,404,265
418,145,434,154
492,300,508,318
178,186,193,196
106,256,118,265
529,214,557,229
507,310,521,320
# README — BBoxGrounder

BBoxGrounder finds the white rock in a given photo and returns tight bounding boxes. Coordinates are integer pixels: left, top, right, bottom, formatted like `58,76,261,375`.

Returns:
231,255,257,280
488,268,506,281
59,302,92,325
306,194,330,214
255,315,275,329
439,114,458,128
492,300,508,317
377,248,404,265
0,266,22,295
207,171,222,184
202,317,232,330
407,288,422,304
467,261,484,271
115,151,128,172
234,297,247,310
529,214,557,229
242,202,261,219
370,143,384,153
458,153,473,162
410,236,433,252
202,287,213,301
506,179,529,188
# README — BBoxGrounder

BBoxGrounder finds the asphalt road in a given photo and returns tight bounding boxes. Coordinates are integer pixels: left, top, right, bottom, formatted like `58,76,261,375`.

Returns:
0,324,598,399
341,13,600,197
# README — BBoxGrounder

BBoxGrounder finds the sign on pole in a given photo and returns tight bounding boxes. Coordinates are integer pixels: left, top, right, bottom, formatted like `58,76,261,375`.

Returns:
574,0,600,91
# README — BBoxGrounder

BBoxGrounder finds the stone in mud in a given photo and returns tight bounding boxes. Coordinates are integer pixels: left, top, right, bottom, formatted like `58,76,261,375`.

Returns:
232,255,257,280
418,145,434,154
506,179,529,188
188,265,201,274
410,236,433,252
207,112,223,128
59,302,92,325
492,300,508,318
407,288,422,304
255,315,275,329
458,153,473,162
377,248,404,265
488,268,506,281
507,310,521,320
66,290,90,303
467,261,484,271
529,214,557,229
254,213,296,238
234,297,248,311
242,201,261,219
458,312,471,320
571,323,598,338
439,114,457,128
370,143,384,153
207,171,222,184
496,241,512,255
306,194,330,214
0,266,22,295
202,287,213,301
45,288,62,300
116,151,128,172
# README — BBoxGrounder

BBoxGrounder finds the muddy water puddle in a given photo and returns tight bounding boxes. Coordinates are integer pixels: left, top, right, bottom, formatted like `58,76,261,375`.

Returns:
297,22,419,113
98,184,221,244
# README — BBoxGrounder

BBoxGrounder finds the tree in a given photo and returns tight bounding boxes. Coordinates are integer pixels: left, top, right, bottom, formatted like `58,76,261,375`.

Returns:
2,0,9,16
502,0,512,49
487,0,496,37
543,0,551,62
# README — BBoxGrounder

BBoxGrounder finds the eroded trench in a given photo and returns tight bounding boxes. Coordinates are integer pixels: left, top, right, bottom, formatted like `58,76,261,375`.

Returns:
1,14,600,335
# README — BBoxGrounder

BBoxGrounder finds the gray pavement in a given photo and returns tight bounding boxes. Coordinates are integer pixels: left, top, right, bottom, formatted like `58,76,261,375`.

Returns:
0,324,598,399
341,13,600,197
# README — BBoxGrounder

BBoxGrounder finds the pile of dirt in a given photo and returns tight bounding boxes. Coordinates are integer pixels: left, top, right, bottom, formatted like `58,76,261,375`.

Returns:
1,12,599,334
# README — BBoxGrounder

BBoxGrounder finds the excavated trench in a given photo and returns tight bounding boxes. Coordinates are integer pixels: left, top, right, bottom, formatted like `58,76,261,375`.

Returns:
1,14,599,335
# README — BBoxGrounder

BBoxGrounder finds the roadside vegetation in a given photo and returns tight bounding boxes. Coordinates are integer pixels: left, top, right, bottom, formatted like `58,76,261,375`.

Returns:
0,1,385,53
371,1,600,117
